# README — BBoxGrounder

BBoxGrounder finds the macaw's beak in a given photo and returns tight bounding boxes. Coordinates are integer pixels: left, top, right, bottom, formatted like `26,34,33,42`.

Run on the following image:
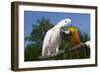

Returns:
60,29,70,35
63,30,70,34
60,29,71,38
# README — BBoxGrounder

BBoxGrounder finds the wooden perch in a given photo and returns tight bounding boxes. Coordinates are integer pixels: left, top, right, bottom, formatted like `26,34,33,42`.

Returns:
39,42,90,60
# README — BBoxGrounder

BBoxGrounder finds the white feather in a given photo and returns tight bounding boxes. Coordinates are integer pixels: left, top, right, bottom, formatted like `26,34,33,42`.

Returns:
42,29,52,56
42,18,71,56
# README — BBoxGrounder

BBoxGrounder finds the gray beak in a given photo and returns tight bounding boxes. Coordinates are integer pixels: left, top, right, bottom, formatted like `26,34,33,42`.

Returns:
65,22,71,27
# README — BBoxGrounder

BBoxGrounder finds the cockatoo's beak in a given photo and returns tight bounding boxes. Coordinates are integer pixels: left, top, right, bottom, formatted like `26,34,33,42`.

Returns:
65,20,72,27
69,22,71,24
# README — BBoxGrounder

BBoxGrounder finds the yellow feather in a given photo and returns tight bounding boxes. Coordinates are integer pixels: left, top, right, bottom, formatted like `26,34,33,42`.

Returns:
67,27,80,48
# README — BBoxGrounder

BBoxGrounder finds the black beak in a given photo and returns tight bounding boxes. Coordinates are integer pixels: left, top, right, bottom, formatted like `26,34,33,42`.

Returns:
60,29,71,38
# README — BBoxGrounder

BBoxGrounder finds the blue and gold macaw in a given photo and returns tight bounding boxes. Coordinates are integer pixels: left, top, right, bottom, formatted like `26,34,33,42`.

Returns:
60,27,85,48
60,26,90,59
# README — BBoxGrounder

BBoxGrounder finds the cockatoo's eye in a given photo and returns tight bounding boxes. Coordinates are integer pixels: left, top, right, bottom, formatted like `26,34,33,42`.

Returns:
65,20,67,23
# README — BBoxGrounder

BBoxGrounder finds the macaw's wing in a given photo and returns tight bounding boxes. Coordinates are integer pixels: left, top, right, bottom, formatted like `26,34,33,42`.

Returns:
78,29,84,43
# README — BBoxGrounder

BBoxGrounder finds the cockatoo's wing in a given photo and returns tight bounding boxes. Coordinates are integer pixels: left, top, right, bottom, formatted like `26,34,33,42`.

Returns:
42,29,53,56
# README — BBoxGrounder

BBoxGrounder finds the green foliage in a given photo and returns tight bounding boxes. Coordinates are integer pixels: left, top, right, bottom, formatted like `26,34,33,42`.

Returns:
78,29,90,43
24,17,54,61
24,18,90,61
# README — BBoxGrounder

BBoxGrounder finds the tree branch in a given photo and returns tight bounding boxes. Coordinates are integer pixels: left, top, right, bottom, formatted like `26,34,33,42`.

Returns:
39,42,90,60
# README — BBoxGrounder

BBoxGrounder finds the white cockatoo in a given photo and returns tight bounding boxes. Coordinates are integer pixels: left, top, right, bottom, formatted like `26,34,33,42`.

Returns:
42,18,71,56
